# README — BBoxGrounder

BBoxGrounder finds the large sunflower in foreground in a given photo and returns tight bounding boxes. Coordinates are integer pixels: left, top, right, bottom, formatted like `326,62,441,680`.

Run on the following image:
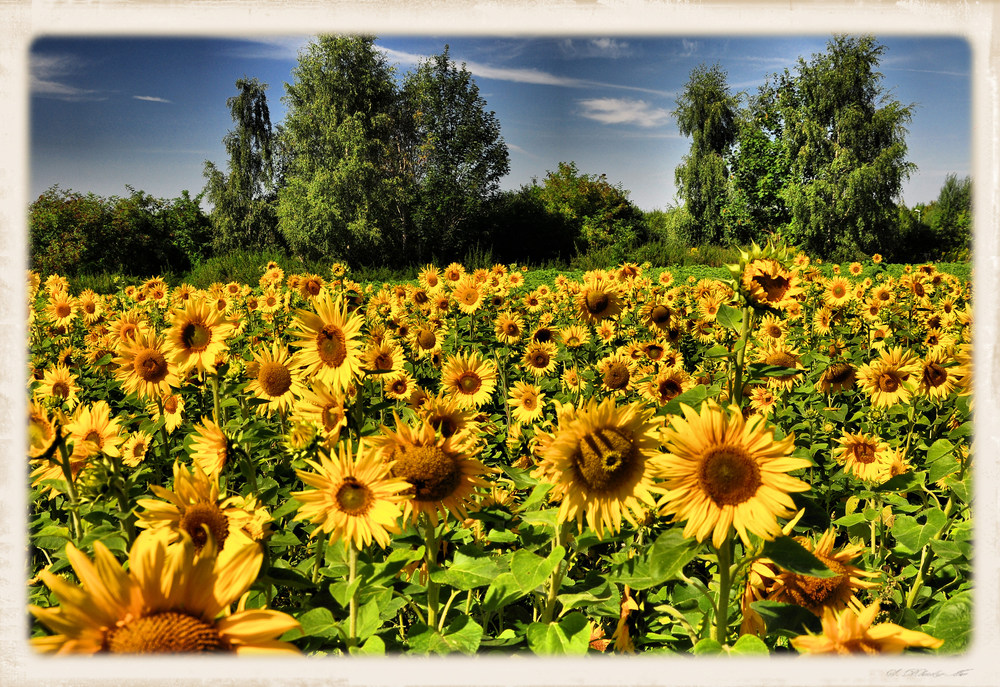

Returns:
657,401,810,548
440,351,497,409
532,397,665,538
164,298,235,374
30,530,300,654
370,415,490,526
790,602,942,655
288,291,364,393
292,440,409,550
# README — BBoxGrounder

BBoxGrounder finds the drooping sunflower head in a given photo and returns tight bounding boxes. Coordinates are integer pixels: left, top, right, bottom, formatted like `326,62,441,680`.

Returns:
815,361,857,394
532,397,664,538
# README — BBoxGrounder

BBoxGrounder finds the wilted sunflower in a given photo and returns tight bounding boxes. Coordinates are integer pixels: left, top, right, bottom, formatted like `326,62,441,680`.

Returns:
522,341,559,378
371,415,490,526
30,530,299,654
440,351,497,409
508,380,546,425
857,347,921,407
28,401,58,459
293,440,409,550
246,342,304,415
114,330,179,401
833,431,891,482
136,461,269,551
763,529,880,615
190,417,229,475
657,401,810,548
790,602,942,655
576,277,624,324
815,361,858,394
532,397,664,538
288,291,364,393
164,298,235,374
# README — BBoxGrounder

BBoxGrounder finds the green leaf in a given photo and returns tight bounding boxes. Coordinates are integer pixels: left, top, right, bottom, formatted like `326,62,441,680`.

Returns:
499,464,538,490
349,635,385,655
270,497,302,520
832,513,868,527
408,616,483,655
926,590,971,653
760,537,838,578
430,548,503,590
692,638,723,655
716,303,743,330
662,385,711,417
525,612,591,655
891,508,947,553
481,572,522,613
942,473,971,504
647,529,699,583
557,581,614,611
511,546,564,593
296,607,341,639
486,529,519,544
703,344,730,358
926,439,955,463
749,601,823,637
728,633,770,655
354,598,382,640
926,455,960,483
328,578,362,608
265,565,314,589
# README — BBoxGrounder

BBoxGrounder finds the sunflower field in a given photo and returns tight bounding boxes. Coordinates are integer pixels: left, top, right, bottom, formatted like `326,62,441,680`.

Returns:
26,241,973,657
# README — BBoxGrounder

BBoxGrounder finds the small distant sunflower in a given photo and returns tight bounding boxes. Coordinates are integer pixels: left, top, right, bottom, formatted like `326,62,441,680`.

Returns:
45,292,77,329
440,351,497,409
148,392,185,434
857,347,921,407
442,262,465,284
371,415,490,526
640,367,692,406
597,352,635,396
418,265,442,291
758,314,788,344
164,298,235,374
190,417,229,475
833,431,891,482
114,330,179,401
508,381,545,425
494,311,525,345
531,397,665,538
522,341,559,378
246,343,304,415
409,321,445,359
657,401,810,548
917,348,956,400
363,340,405,376
558,324,590,349
37,363,80,410
288,291,364,393
823,276,853,309
748,386,778,417
121,431,153,468
790,602,942,655
29,530,299,654
298,273,325,299
384,371,417,401
576,277,623,324
562,366,586,394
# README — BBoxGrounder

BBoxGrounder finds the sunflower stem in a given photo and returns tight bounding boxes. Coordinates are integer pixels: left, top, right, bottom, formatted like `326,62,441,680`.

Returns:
155,397,172,484
347,543,358,649
209,372,223,426
55,429,83,543
311,529,328,584
422,515,440,629
713,530,734,645
540,521,570,624
732,307,752,407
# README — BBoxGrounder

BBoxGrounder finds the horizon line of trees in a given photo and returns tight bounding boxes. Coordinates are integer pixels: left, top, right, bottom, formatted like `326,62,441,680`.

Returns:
28,33,972,279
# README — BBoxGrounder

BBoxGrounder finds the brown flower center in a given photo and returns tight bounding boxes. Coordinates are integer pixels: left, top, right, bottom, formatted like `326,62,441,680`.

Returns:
657,378,683,402
373,352,395,371
533,328,554,343
134,348,169,384
780,552,849,611
179,502,229,551
645,344,665,361
336,476,373,515
505,323,520,337
528,350,550,369
416,329,437,350
52,381,70,399
54,302,72,318
394,444,462,502
163,395,179,414
698,446,762,507
457,372,482,395
752,273,791,304
650,305,671,326
850,442,878,464
922,363,948,388
574,428,636,494
877,372,901,393
181,322,211,352
258,361,292,397
316,324,348,367
585,291,611,316
104,611,228,653
604,363,630,390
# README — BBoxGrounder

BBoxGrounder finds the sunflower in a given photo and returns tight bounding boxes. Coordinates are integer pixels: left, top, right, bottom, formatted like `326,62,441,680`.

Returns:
748,385,778,417
63,400,123,461
418,265,442,291
288,291,364,393
298,273,325,299
147,392,185,434
597,351,635,396
823,276,853,308
164,298,235,374
362,339,405,376
114,330,179,401
136,461,270,551
418,391,478,439
762,530,880,615
292,440,409,550
371,415,490,526
36,363,80,410
657,401,811,548
30,529,299,654
833,431,892,482
640,367,692,406
45,291,77,329
440,351,497,409
494,311,525,345
443,262,465,284
291,381,348,446
815,361,857,394
758,344,804,392
562,366,586,394
790,602,942,655
532,397,664,538
757,314,788,345
739,258,802,312
857,346,921,407
453,277,484,314
121,431,153,468
190,417,229,475
245,343,303,415
522,341,559,378
384,371,417,401
508,380,546,425
576,277,624,324
409,321,445,359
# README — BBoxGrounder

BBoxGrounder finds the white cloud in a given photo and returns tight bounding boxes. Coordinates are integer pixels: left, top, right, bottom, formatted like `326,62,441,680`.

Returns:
558,38,632,59
577,98,672,128
223,37,310,61
30,53,104,101
133,95,172,103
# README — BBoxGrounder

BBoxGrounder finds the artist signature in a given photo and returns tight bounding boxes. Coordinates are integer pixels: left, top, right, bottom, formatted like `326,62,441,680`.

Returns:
886,668,973,679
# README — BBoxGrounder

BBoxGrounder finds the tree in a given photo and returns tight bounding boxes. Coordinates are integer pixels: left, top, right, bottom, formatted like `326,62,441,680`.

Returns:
926,174,972,259
774,35,915,260
277,35,411,266
401,46,510,262
673,64,739,245
203,77,282,252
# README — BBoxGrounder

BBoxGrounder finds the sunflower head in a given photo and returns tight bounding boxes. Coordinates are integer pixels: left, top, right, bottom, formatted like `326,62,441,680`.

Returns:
728,239,802,314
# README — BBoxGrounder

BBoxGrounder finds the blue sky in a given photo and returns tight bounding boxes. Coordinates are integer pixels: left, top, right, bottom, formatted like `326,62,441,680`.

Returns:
29,34,971,211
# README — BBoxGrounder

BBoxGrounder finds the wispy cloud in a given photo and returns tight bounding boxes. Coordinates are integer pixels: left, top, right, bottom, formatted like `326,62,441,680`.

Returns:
679,39,699,58
577,98,672,128
133,95,171,103
379,46,673,97
30,53,105,101
221,37,310,61
886,67,969,78
558,38,632,59
506,142,540,158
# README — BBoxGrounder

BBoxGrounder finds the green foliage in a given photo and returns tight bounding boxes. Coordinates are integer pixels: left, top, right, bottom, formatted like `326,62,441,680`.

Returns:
203,77,283,253
29,186,107,276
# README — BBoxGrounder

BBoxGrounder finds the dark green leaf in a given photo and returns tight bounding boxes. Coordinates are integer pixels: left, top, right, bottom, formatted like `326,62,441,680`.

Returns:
926,439,954,463
891,508,947,553
749,601,823,637
430,548,503,590
716,303,743,330
408,616,483,655
525,612,591,655
647,529,700,583
481,572,522,613
761,537,838,578
296,607,341,639
926,591,971,653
